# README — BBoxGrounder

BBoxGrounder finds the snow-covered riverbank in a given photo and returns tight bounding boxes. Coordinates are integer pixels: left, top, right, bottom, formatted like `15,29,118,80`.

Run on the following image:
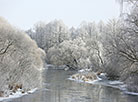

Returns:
0,88,37,101
68,70,138,96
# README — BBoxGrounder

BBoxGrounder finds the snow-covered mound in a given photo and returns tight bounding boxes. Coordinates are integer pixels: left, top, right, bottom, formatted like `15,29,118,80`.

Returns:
0,17,45,97
69,71,101,83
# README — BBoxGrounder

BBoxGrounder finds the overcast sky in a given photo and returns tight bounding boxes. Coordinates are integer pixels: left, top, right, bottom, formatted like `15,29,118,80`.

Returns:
0,0,120,30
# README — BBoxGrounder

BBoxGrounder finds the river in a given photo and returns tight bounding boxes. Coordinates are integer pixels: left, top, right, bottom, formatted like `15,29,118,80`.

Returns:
4,69,138,102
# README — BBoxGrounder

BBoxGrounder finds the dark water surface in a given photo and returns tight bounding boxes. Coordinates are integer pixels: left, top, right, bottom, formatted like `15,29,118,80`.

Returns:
4,69,138,102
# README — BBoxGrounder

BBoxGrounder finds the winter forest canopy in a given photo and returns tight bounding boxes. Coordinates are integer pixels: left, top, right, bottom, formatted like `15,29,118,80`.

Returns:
0,0,138,100
26,0,138,92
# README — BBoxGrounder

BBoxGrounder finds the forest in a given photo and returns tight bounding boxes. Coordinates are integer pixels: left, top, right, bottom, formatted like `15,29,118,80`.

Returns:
0,0,138,101
26,0,138,92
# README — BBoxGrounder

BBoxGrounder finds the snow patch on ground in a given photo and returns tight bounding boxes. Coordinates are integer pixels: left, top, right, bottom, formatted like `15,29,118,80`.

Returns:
0,88,37,101
78,69,91,72
125,91,138,96
108,80,124,85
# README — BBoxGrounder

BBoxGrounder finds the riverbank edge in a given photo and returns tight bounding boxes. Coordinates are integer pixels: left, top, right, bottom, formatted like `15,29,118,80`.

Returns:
0,88,38,101
68,71,138,96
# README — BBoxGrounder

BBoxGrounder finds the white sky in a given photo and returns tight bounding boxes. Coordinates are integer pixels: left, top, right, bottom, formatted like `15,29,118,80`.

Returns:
0,0,120,30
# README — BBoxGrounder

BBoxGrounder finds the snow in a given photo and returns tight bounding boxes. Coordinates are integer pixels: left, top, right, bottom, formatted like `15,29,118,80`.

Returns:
97,76,102,81
100,73,107,76
125,91,138,96
68,76,100,84
68,74,138,95
0,88,37,101
68,77,84,83
78,69,91,72
69,76,138,96
69,70,138,96
108,80,124,85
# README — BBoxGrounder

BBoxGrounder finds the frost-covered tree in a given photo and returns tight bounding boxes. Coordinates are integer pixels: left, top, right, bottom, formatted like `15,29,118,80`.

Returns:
102,0,138,91
0,17,45,95
76,22,104,71
47,38,91,69
26,21,47,50
101,19,123,78
119,0,138,92
69,27,78,40
97,20,105,34
27,20,70,53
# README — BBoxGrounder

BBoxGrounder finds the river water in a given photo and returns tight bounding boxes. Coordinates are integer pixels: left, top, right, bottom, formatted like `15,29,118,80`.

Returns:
4,69,138,102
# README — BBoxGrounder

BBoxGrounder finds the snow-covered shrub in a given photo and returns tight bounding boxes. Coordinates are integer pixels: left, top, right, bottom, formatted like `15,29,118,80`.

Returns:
0,17,45,94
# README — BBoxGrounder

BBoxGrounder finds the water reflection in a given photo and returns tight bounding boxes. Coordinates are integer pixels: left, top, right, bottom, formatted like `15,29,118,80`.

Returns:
6,69,138,102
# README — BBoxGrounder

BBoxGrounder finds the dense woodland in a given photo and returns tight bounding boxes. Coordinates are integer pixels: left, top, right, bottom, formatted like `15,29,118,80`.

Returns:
26,0,138,92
